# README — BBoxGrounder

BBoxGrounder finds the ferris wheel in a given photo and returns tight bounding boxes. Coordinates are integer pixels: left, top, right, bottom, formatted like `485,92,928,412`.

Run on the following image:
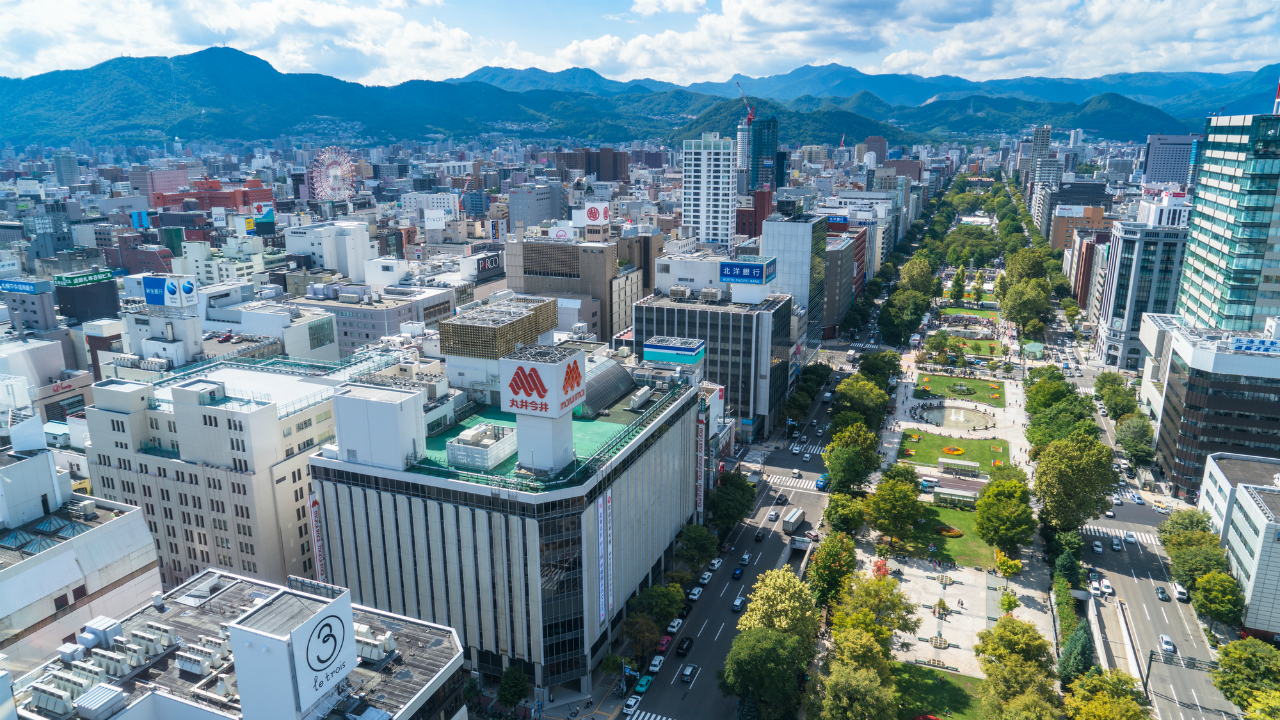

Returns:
309,146,356,202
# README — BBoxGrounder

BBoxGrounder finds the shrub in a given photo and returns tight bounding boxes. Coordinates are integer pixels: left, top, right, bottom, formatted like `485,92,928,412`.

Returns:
1053,575,1079,642
1204,627,1219,649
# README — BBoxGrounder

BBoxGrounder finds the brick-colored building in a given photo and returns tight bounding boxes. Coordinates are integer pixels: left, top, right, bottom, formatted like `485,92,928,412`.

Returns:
151,177,273,211
1049,205,1109,251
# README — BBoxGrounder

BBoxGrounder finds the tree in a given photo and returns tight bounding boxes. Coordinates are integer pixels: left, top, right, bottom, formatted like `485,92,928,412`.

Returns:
866,477,922,547
738,569,820,644
994,273,1010,302
1211,637,1280,708
832,572,921,651
719,627,809,720
676,524,717,571
1057,624,1097,687
823,423,882,495
622,614,661,660
833,376,890,426
1065,669,1147,715
628,585,686,628
1102,386,1138,420
899,256,935,295
1158,509,1212,544
497,664,530,708
981,655,1057,709
808,532,857,606
1032,433,1117,531
599,653,629,676
949,271,966,305
881,462,918,486
1193,571,1245,633
707,471,755,534
825,493,865,534
975,615,1056,675
820,662,897,720
1007,250,1048,285
976,477,1037,553
1055,552,1081,586
857,351,902,388
1004,691,1062,720
1093,372,1126,395
1114,416,1154,466
1169,544,1230,590
1245,689,1280,720
1004,279,1052,330
997,553,1023,579
463,678,481,708
999,591,1021,615
828,627,893,681
1069,695,1150,720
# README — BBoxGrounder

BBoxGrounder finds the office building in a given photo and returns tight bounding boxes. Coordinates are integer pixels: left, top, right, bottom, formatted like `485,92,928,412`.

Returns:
1033,157,1064,188
824,233,858,339
761,213,826,354
53,268,120,324
84,355,371,587
1032,125,1052,163
284,222,378,284
127,167,190,200
1069,128,1085,147
0,569,466,720
1048,206,1109,252
53,149,78,187
289,284,452,358
0,440,160,675
750,117,779,191
633,292,792,440
439,294,558,404
1143,134,1201,184
1093,221,1188,369
508,184,562,234
310,343,699,696
863,136,888,167
505,237,642,342
1031,180,1111,236
682,133,737,243
1139,314,1280,497
1068,229,1110,311
1136,185,1193,227
1197,453,1280,641
150,178,272,212
1177,114,1280,331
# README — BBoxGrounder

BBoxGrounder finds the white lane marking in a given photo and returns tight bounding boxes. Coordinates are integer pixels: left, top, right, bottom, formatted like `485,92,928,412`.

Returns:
1161,607,1169,624
1143,604,1151,620
715,623,725,641
697,620,707,637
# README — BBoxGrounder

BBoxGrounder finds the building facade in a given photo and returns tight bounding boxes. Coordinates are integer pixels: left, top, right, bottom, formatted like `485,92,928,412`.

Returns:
1143,134,1201,184
682,133,737,243
1094,221,1188,369
761,213,826,356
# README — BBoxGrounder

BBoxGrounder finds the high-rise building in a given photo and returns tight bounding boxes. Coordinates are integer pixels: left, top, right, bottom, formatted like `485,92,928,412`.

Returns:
508,183,562,233
53,148,78,187
505,237,642,342
1032,125,1052,163
1143,134,1201,184
1069,128,1085,147
1093,220,1188,369
682,133,737,243
1048,205,1108,252
284,221,378,283
863,136,888,167
1176,114,1280,331
760,213,827,355
750,117,779,191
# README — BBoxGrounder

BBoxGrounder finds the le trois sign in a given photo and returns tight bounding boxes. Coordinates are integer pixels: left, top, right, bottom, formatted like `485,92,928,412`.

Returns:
499,350,586,419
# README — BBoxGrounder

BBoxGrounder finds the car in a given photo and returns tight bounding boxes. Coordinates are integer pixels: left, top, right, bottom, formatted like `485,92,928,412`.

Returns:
636,675,653,693
709,558,723,570
811,419,818,426
677,604,690,619
754,529,765,541
682,664,697,682
800,435,808,443
805,530,821,541
676,637,694,656
792,468,802,478
791,430,800,439
1156,506,1171,515
767,510,780,521
803,453,812,462
775,495,788,505
740,553,752,565
1092,541,1103,554
1125,467,1136,478
698,572,713,586
732,568,744,580
623,695,642,715
1112,463,1122,472
656,635,672,653
719,542,731,553
1155,586,1170,601
1113,496,1123,505
647,652,666,672
1100,579,1113,595
687,588,702,601
1160,635,1175,653
1105,510,1115,518
1132,496,1145,505
733,596,746,612
816,429,823,437
1100,409,1109,416
1088,569,1100,581
1089,581,1102,596
666,619,683,634
791,446,800,455
1125,531,1137,543
217,333,233,343
816,475,829,491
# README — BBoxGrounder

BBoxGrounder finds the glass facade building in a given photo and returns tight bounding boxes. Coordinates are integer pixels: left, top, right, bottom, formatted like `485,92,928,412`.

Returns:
761,213,827,358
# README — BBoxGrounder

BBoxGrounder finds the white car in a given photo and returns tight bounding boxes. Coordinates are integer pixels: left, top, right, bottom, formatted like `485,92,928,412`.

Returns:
623,695,642,715
1160,635,1175,653
767,510,780,521
687,587,703,601
1100,579,1113,595
698,572,713,586
1125,531,1137,544
666,618,683,634
803,454,812,462
649,655,664,673
1089,581,1102,596
709,558,723,570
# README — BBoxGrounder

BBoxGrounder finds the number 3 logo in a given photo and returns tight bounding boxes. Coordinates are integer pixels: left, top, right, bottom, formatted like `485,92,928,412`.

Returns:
306,615,344,671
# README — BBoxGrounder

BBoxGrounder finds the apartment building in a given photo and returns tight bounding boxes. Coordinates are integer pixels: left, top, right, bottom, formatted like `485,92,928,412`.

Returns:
682,133,737,243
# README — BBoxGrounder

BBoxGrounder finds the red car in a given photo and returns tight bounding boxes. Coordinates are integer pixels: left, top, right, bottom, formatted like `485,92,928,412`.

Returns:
656,635,673,653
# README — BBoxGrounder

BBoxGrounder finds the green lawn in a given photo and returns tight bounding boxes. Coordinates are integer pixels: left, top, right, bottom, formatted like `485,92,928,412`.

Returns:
894,662,986,720
899,430,1008,470
941,307,1000,320
890,505,998,567
913,374,1006,408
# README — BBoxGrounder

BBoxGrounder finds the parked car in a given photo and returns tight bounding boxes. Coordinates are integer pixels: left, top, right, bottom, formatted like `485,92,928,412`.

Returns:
698,572,713,586
1100,579,1113,595
676,637,694,656
1089,581,1102,596
624,695,642,715
678,603,691,619
709,558,723,570
666,619,682,634
1104,510,1115,518
656,636,672,653
687,588,702,601
649,655,664,672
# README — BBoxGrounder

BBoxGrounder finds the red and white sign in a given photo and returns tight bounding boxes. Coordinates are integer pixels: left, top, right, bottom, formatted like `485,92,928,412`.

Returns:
499,350,586,418
509,366,548,399
309,493,327,583
585,202,610,226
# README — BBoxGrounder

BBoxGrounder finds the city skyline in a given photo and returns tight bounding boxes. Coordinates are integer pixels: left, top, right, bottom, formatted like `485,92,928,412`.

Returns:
2,0,1278,87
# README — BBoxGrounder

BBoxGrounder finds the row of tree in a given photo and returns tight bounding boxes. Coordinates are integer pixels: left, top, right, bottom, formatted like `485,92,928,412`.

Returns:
1093,371,1155,467
782,363,835,424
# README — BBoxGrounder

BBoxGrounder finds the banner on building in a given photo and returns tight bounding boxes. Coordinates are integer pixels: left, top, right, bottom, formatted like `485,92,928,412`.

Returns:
310,492,328,583
598,497,606,625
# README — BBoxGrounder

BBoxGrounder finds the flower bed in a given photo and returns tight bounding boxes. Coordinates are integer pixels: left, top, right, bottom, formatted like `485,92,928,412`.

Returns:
950,383,976,395
936,525,964,538
943,446,965,455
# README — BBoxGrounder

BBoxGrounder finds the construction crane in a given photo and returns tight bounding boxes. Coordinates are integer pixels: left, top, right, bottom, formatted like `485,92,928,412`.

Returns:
737,82,755,126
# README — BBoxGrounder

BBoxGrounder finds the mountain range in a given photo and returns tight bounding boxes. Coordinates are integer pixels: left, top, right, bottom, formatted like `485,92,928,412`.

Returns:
0,47,1271,145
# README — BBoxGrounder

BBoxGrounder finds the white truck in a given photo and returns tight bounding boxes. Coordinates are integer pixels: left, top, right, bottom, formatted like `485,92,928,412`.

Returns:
823,392,832,403
782,508,806,534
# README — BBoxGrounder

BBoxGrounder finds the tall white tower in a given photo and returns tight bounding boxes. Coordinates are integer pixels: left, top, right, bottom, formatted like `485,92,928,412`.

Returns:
500,345,586,474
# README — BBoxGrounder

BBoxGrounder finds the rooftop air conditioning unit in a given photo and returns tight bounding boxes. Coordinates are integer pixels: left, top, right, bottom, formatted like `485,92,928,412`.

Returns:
31,684,73,716
668,285,690,300
699,287,722,302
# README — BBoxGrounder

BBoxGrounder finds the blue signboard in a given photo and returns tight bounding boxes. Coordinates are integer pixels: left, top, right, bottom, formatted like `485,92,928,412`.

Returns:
826,215,849,224
142,276,168,305
720,258,777,285
0,279,44,294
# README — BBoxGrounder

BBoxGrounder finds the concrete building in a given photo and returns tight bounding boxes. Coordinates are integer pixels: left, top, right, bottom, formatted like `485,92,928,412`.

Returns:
504,237,642,342
1139,314,1280,497
1068,229,1110,312
1135,185,1192,227
1143,134,1201,184
126,167,190,200
1094,221,1188,369
84,356,375,588
289,284,454,358
438,295,558,405
0,568,467,720
507,184,562,235
824,233,857,339
1178,114,1280,331
761,213,826,355
1048,205,1108,252
1031,181,1111,236
0,441,160,675
52,268,120,324
53,149,79,187
284,221,378,283
1197,453,1280,641
682,133,737,243
310,343,698,697
195,283,339,362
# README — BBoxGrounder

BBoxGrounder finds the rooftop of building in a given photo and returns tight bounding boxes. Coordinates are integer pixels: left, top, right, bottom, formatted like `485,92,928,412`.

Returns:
8,569,462,720
1246,485,1280,521
636,292,789,314
0,488,126,569
644,336,704,350
289,292,418,310
440,295,553,329
1148,314,1280,359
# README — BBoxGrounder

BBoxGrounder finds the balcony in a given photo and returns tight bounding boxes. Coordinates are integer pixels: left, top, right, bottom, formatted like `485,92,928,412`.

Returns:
138,440,180,460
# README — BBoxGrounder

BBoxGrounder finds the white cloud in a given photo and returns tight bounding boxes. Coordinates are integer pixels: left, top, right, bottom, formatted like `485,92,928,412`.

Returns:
630,0,705,15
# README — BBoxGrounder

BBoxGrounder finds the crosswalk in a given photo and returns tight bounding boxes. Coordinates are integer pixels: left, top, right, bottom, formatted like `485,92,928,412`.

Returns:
1081,524,1159,545
630,712,678,720
786,443,826,455
762,473,825,490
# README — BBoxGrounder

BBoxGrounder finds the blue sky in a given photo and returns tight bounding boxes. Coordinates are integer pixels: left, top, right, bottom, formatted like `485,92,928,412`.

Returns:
2,0,1278,86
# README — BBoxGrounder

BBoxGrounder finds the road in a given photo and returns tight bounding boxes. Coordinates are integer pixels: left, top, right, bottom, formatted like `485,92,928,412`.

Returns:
629,392,834,720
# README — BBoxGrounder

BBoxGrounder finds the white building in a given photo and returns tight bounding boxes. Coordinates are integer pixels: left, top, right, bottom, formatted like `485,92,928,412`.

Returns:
761,212,826,350
0,437,160,675
284,221,378,283
172,239,265,288
0,568,467,720
1197,453,1280,641
682,133,737,243
197,282,339,362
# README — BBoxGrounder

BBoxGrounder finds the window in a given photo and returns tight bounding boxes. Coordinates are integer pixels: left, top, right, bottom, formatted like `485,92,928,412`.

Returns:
54,594,69,611
72,585,86,601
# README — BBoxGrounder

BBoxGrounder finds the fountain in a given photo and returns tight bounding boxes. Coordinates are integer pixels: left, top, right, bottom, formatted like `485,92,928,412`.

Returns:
923,406,986,429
